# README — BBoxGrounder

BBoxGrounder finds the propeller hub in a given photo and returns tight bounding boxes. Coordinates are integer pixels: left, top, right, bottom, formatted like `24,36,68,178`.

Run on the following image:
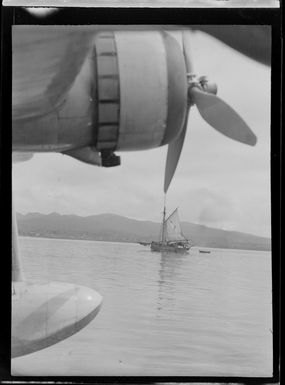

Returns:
198,76,218,95
187,74,218,105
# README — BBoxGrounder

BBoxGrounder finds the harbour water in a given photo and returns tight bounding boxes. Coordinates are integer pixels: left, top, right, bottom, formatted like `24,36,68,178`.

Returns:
12,236,273,377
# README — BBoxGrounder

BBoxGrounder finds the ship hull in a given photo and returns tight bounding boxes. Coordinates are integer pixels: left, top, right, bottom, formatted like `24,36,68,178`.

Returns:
150,242,190,253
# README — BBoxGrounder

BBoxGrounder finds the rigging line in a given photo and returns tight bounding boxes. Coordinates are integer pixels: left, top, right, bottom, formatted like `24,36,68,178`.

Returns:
165,206,179,223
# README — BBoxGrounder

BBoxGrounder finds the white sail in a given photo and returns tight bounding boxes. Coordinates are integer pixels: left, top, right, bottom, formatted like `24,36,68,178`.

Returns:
164,208,186,242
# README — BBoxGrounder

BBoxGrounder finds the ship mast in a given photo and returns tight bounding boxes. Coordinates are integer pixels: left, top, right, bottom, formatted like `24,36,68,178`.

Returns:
161,194,167,244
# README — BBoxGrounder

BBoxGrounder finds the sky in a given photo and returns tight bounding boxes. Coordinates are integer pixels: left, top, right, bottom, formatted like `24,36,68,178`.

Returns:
13,29,271,238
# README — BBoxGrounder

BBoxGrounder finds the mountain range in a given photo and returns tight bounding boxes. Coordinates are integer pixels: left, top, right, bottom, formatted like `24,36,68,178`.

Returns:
16,212,271,251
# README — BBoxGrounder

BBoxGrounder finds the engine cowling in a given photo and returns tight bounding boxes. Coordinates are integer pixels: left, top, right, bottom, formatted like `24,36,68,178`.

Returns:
94,31,188,152
12,29,188,165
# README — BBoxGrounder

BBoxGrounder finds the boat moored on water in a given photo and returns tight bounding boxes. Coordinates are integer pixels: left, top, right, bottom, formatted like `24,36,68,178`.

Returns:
149,207,193,253
151,240,191,253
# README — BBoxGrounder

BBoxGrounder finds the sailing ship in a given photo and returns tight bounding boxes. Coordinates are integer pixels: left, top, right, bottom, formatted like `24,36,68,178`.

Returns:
150,207,192,253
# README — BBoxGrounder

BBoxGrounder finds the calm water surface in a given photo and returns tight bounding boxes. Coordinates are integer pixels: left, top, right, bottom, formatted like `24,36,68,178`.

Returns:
12,237,272,377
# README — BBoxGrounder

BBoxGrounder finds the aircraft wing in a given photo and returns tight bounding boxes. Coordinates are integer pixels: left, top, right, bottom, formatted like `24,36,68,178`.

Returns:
191,25,271,66
13,26,96,121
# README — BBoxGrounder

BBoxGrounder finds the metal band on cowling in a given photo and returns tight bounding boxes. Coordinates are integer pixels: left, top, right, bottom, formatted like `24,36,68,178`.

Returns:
95,32,120,151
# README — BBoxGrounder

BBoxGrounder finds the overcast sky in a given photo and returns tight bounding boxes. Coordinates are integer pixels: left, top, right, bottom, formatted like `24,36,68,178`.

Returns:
13,29,271,238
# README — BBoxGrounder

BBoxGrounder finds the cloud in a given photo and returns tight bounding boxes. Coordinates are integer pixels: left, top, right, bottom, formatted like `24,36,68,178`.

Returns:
166,187,240,228
197,189,240,228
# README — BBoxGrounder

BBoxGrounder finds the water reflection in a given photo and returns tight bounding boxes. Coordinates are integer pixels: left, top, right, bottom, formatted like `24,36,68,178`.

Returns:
156,251,188,314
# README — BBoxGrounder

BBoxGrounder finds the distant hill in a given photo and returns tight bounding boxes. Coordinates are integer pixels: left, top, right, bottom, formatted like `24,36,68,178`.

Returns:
16,212,271,251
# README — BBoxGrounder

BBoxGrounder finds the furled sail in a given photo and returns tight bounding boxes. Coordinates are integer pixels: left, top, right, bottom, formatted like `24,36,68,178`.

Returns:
164,208,186,242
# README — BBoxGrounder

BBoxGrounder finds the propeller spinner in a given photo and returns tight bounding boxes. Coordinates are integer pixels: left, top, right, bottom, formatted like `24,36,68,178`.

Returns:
164,31,257,194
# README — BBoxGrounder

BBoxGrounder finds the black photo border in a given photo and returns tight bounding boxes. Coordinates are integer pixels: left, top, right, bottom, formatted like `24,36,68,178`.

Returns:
0,5,281,384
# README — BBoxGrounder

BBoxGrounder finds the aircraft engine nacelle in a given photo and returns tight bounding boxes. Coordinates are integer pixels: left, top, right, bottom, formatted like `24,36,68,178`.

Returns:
94,31,187,152
12,29,188,166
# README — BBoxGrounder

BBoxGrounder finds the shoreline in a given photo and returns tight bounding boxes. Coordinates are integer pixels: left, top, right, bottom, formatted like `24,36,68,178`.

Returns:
19,233,271,252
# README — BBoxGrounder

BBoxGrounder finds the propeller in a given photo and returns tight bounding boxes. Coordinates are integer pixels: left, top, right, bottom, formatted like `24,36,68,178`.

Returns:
164,120,188,193
164,31,193,194
164,30,257,194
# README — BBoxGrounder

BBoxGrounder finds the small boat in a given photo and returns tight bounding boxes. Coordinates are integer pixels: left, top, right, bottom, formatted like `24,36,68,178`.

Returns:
139,242,150,246
199,249,211,254
150,207,192,253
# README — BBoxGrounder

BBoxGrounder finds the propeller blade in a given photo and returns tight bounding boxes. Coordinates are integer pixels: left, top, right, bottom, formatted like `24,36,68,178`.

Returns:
164,115,189,194
163,31,193,194
190,87,257,146
182,30,193,73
